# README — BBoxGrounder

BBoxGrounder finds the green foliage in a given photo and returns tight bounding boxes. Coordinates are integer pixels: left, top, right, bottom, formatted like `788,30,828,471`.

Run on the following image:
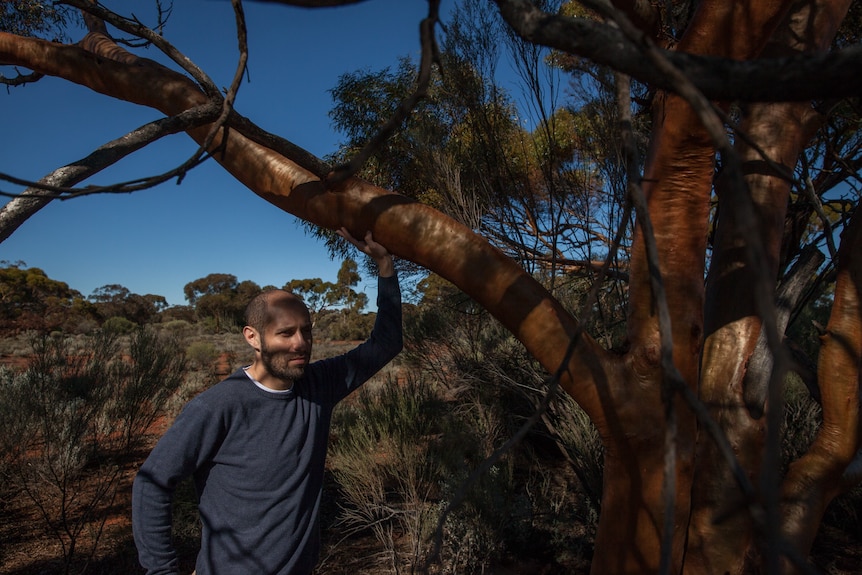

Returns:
184,273,238,305
326,291,604,572
284,277,336,316
170,476,203,570
186,340,219,370
334,259,368,312
161,318,195,336
102,315,137,334
89,284,167,325
184,273,261,332
409,294,604,560
314,308,376,341
323,0,630,300
284,259,369,320
0,332,120,573
0,264,181,335
0,1,78,40
109,327,188,450
327,53,514,207
201,311,242,334
159,305,197,324
0,262,93,333
781,379,822,473
329,375,445,572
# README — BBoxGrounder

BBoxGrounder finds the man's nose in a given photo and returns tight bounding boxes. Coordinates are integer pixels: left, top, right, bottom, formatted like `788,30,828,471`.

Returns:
292,333,310,350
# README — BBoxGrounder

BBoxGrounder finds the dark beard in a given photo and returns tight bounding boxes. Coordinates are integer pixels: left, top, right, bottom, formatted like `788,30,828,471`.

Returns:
260,343,307,383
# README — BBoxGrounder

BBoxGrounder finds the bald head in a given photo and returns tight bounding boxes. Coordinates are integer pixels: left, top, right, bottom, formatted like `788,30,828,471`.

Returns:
244,289,309,333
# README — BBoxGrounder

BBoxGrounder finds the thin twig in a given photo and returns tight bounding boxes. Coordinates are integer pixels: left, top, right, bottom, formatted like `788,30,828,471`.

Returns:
327,0,442,185
62,0,222,99
0,102,222,200
424,66,637,575
0,68,44,88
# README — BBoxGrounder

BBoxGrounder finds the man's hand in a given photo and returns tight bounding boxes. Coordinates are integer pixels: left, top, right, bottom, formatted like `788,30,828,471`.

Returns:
337,227,395,277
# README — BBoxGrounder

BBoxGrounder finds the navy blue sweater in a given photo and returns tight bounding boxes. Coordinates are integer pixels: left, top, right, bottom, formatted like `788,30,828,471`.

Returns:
132,275,402,575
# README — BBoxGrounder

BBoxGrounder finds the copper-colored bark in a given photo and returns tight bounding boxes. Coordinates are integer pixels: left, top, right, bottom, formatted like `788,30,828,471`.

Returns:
689,1,853,573
779,205,862,574
594,1,796,572
691,100,809,575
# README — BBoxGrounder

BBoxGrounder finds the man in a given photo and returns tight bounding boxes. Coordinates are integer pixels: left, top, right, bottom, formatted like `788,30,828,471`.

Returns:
132,228,402,575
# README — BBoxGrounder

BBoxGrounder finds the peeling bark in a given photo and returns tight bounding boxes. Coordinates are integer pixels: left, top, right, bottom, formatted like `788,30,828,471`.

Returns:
780,207,862,573
593,1,798,572
690,1,853,573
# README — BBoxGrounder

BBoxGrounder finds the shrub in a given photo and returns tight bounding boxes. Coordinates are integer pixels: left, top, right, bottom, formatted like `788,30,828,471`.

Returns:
108,327,188,450
781,378,822,473
314,309,376,341
161,319,195,339
395,297,602,572
71,317,100,335
102,316,137,334
0,332,120,573
186,341,219,370
0,328,188,573
329,374,448,573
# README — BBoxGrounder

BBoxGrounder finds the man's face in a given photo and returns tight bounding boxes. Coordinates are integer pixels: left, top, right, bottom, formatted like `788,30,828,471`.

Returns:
257,298,313,383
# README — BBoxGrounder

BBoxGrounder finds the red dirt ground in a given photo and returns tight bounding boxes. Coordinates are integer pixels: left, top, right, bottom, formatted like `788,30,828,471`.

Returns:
1,352,860,574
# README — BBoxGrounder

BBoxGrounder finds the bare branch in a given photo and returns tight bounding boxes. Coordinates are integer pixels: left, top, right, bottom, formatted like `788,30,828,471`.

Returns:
492,0,862,102
0,67,43,87
0,0,251,209
0,101,222,243
328,0,442,184
226,111,332,177
62,0,223,100
801,159,839,260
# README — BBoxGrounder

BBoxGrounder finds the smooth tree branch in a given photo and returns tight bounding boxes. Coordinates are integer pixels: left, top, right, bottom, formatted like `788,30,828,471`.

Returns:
64,0,223,99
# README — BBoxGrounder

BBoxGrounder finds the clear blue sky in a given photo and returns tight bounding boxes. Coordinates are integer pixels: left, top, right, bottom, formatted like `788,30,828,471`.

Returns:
0,0,435,306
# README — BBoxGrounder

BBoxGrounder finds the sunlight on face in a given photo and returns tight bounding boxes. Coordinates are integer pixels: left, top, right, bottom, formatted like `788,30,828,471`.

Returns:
258,296,313,383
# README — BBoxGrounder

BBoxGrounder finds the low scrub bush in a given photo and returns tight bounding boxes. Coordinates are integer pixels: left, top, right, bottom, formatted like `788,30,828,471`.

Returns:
160,319,196,339
109,327,187,450
102,316,137,334
329,374,447,573
0,328,187,574
186,341,219,370
395,297,603,572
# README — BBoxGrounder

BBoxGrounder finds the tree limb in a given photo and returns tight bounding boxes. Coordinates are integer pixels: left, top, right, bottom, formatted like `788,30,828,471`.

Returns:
492,0,862,101
0,106,220,242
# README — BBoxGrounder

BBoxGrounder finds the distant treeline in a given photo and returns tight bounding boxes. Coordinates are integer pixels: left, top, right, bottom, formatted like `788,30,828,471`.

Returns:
0,260,387,340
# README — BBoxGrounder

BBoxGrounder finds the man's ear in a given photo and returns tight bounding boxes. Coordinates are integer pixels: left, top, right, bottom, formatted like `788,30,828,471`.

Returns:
243,326,260,351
